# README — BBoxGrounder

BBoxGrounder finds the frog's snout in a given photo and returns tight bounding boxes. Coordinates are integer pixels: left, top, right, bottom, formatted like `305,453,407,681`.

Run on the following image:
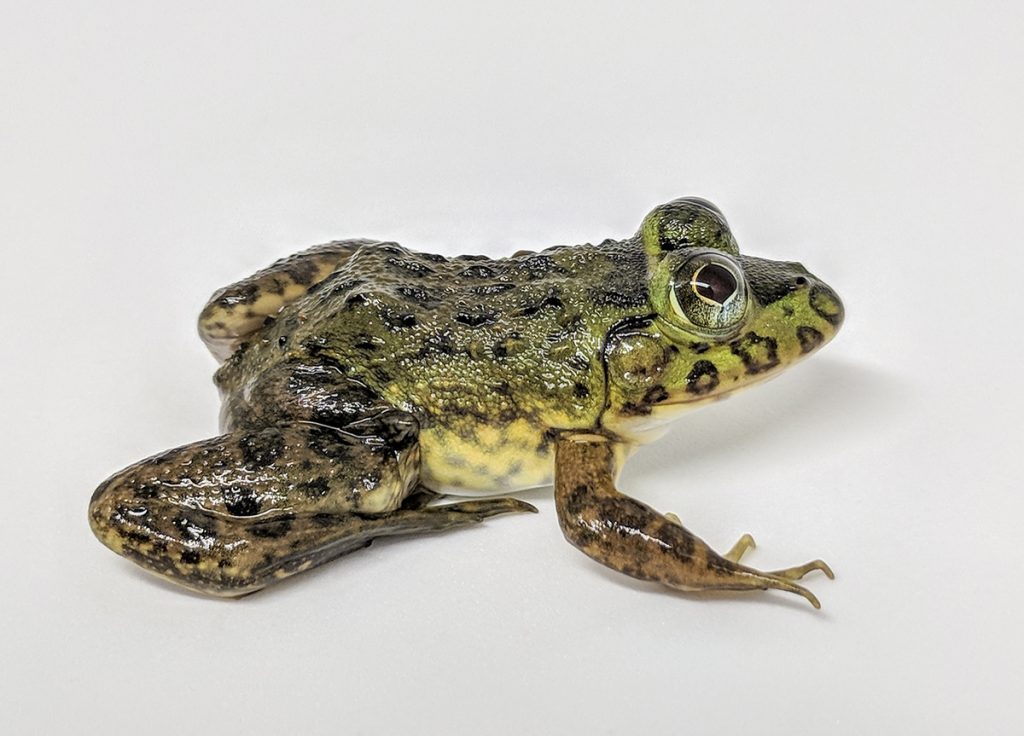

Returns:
801,274,845,331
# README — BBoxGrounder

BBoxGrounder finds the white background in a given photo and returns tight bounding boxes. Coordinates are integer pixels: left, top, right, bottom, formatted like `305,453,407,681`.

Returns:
2,2,1021,734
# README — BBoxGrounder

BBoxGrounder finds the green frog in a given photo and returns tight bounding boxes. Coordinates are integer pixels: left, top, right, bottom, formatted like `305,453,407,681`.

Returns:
89,198,844,606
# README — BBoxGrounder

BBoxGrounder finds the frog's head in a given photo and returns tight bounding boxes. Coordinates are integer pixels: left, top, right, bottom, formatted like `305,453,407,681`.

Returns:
602,197,844,441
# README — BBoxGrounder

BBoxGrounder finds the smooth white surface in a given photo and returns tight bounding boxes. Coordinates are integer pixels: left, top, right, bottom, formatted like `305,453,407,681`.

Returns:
2,2,1021,733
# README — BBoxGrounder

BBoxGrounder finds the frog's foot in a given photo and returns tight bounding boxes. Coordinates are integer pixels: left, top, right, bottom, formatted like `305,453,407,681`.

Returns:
723,533,832,588
554,433,834,609
768,559,834,582
89,418,535,597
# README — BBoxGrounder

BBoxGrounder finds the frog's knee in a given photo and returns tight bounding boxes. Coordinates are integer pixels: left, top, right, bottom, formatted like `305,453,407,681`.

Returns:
88,471,257,596
88,466,146,555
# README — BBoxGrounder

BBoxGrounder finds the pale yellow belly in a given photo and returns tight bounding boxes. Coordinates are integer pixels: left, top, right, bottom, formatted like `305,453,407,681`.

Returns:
417,420,555,495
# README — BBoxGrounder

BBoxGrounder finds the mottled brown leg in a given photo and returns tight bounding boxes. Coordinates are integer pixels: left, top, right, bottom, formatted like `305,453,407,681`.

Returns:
90,421,535,597
554,433,834,608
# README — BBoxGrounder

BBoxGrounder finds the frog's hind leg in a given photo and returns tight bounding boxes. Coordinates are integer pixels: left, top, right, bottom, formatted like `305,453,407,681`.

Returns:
198,239,377,361
89,419,534,597
554,433,833,609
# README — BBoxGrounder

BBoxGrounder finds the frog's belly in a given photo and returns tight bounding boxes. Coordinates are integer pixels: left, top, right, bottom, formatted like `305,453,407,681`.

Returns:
417,423,555,495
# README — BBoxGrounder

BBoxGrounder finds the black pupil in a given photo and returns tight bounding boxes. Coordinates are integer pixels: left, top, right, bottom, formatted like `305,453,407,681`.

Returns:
693,263,737,304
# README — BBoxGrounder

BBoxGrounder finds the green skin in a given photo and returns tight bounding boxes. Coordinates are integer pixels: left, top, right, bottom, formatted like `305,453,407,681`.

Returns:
89,198,844,606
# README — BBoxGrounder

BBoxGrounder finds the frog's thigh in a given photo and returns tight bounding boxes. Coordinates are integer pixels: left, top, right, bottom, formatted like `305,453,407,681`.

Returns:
90,421,533,597
553,433,833,609
198,239,370,361
89,421,417,595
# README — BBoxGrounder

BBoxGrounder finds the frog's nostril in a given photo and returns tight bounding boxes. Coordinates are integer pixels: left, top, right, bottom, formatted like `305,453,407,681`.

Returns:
795,276,808,287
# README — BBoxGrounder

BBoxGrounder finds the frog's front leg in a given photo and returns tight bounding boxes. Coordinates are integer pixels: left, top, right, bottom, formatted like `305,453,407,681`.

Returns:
554,433,833,608
89,417,534,597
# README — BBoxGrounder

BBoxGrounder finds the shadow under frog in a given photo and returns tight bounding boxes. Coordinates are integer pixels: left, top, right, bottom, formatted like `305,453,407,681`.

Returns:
90,197,844,607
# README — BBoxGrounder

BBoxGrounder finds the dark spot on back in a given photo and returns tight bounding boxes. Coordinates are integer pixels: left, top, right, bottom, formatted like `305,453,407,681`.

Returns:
344,293,368,310
590,289,645,309
492,332,522,359
386,257,435,277
469,283,516,296
454,312,497,328
510,254,569,280
396,285,437,304
382,311,418,329
517,296,564,317
459,264,498,279
418,330,457,357
324,277,364,296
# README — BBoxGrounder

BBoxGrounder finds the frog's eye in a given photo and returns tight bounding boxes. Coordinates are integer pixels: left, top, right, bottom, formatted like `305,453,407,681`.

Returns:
669,252,748,333
692,263,737,305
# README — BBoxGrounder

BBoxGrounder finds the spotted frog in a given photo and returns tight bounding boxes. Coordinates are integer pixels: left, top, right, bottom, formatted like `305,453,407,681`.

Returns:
90,198,844,606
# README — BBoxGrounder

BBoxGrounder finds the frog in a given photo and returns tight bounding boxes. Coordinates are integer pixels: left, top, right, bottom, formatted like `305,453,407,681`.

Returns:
89,197,844,606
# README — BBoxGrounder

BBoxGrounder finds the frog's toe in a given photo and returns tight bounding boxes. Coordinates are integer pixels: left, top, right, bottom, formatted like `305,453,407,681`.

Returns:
767,558,835,582
724,533,757,563
440,497,539,519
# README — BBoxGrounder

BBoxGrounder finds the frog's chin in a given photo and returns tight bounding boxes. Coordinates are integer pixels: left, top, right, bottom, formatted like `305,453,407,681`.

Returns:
602,399,696,445
606,380,764,445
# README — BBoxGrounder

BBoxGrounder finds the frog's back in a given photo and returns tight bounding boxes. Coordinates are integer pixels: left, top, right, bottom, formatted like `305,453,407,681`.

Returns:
216,239,649,492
